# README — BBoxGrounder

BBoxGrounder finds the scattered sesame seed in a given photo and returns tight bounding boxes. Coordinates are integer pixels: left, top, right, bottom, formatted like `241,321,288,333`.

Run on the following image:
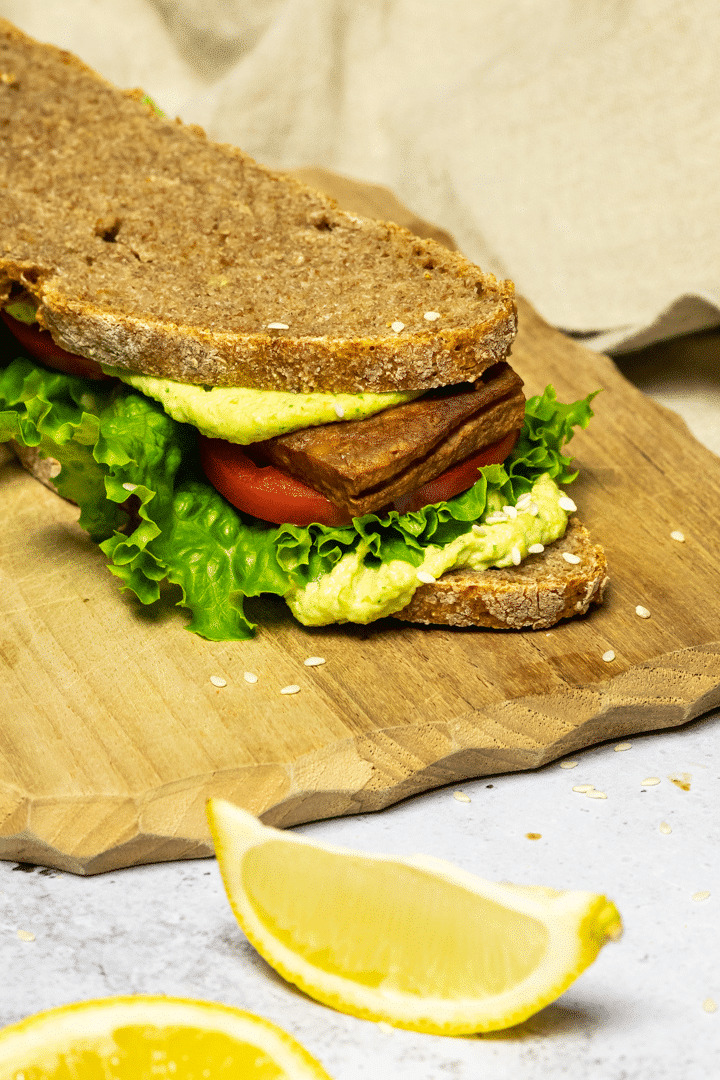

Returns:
670,530,685,542
586,790,608,799
391,321,405,333
559,760,579,769
692,890,711,902
122,482,137,492
528,501,539,516
528,543,545,555
280,684,301,695
471,523,484,536
563,552,581,564
659,821,672,834
209,675,227,688
334,404,345,418
243,672,258,684
603,650,616,663
416,569,436,584
510,545,522,566
304,656,326,667
635,604,651,619
502,504,518,519
267,322,289,330
17,929,35,942
559,495,577,512
703,998,718,1013
642,777,661,786
423,311,441,321
453,791,471,803
485,511,506,525
572,784,596,793
614,742,632,752
516,492,532,511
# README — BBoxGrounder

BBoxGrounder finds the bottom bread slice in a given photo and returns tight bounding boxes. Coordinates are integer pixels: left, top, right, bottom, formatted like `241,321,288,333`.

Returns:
394,517,608,630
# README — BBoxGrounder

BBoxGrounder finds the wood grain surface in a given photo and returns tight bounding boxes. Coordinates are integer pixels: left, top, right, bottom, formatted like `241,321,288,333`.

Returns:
2,173,719,875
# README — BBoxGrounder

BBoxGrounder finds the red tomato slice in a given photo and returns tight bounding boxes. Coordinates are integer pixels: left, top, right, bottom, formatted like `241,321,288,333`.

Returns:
1,311,111,380
392,428,519,513
199,436,353,527
199,428,519,527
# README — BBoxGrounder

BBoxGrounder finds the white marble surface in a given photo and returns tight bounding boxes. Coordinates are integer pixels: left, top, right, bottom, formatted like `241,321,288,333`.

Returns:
1,337,719,1077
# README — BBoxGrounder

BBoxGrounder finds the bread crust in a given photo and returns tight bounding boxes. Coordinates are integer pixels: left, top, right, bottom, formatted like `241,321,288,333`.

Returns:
0,19,517,394
394,518,608,630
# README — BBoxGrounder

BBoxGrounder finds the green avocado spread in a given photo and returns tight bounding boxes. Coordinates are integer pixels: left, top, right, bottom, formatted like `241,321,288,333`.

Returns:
104,368,420,444
285,473,569,625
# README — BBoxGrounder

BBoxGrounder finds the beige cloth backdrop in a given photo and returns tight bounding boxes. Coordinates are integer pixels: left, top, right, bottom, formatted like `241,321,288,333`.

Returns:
2,0,719,354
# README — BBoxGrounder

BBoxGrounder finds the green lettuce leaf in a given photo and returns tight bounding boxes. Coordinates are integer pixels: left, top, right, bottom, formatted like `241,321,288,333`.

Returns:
0,354,597,640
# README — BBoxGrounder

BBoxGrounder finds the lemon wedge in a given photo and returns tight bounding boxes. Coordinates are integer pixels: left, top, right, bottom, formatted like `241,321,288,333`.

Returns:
0,996,332,1079
208,799,623,1035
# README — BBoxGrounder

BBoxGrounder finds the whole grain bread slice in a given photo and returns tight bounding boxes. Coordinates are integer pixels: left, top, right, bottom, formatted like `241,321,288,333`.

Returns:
0,19,516,394
394,518,608,630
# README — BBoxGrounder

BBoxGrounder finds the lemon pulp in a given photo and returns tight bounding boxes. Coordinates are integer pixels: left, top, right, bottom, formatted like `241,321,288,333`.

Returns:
243,842,549,997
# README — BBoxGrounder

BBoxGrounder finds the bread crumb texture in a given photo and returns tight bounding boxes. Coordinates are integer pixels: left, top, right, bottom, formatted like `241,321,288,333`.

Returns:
0,20,516,393
394,519,608,629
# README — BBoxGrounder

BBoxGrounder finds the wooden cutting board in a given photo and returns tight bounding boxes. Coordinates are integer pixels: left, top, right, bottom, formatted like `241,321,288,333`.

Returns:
2,173,719,875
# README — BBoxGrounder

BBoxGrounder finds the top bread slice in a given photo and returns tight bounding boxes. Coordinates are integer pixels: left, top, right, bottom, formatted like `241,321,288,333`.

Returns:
0,20,516,394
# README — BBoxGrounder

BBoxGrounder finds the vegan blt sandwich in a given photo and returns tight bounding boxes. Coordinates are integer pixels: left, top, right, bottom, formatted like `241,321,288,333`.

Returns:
0,20,607,640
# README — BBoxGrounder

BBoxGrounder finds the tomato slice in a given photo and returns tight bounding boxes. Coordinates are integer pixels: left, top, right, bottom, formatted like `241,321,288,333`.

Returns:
1,311,111,380
199,429,519,527
392,428,519,513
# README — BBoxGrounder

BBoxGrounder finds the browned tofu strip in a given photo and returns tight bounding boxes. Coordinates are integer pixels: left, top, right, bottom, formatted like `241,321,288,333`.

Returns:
259,362,525,516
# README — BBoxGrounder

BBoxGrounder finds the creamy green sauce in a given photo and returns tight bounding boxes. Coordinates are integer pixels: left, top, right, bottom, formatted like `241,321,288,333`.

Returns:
285,474,569,625
104,368,420,444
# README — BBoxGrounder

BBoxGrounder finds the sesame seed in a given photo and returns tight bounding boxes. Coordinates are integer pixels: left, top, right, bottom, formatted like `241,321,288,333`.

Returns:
243,672,258,684
516,492,532,511
17,929,35,942
453,791,471,803
528,501,539,516
510,545,522,565
635,604,651,619
586,789,608,799
703,998,718,1013
267,322,289,330
614,741,632,752
122,482,137,492
304,656,326,667
423,311,441,321
572,784,595,793
471,523,484,535
603,650,616,663
528,543,545,555
280,684,301,695
563,552,581,564
659,821,672,834
670,530,685,542
642,777,661,786
485,511,506,525
559,760,579,769
559,495,577,512
334,404,345,418
416,569,436,584
692,890,711,902
391,321,405,333
209,675,227,688
502,504,518,519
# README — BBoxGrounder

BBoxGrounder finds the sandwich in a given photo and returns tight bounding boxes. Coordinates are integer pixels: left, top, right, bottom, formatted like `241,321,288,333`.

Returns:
0,20,607,640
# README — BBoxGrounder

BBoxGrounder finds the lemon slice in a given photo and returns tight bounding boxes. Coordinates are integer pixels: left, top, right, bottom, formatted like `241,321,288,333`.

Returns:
0,995,332,1079
208,799,622,1035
